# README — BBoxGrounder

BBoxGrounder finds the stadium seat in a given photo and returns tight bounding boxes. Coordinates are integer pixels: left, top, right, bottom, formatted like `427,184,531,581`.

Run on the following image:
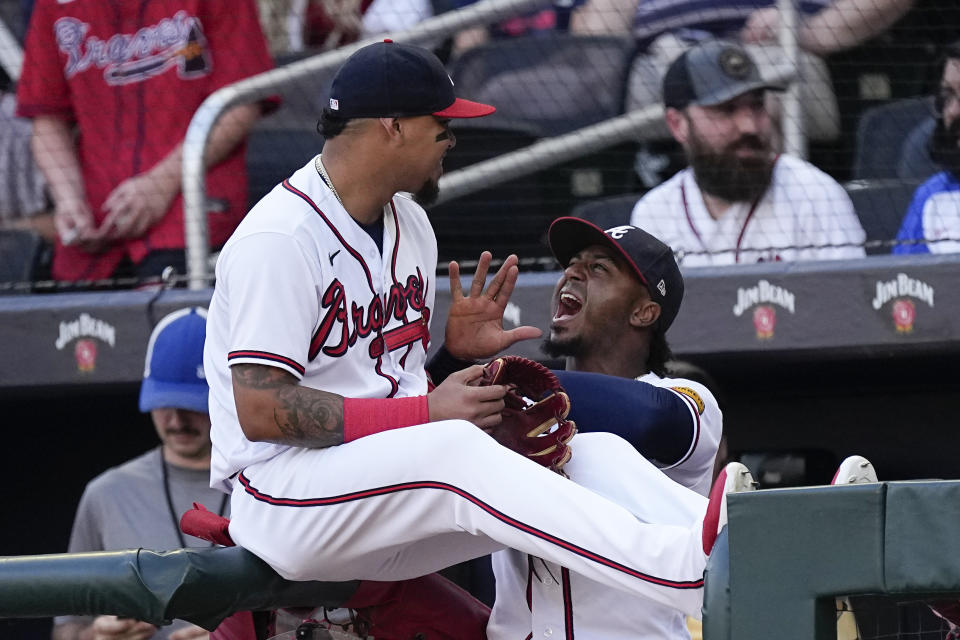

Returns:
429,118,550,264
569,192,644,230
258,51,338,132
245,126,324,209
852,97,934,180
843,178,922,255
897,118,940,181
0,229,47,291
448,33,636,137
445,34,644,256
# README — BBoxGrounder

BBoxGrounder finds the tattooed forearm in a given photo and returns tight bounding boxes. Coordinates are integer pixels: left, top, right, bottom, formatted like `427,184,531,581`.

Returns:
273,385,344,448
231,363,295,390
231,364,344,448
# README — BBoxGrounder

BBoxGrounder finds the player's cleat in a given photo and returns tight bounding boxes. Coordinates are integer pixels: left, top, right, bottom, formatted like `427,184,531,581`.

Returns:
831,455,877,485
702,462,757,555
831,455,877,640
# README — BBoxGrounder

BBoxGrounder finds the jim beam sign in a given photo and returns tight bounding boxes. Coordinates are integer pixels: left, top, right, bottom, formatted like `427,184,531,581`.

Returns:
733,280,796,340
871,272,935,333
54,313,117,373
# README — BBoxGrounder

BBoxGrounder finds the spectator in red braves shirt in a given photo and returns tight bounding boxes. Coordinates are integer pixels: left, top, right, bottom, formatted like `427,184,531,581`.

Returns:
17,0,275,284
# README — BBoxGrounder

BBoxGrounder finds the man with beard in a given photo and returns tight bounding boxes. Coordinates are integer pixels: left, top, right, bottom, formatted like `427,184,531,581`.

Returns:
630,39,866,265
895,39,960,254
54,307,226,640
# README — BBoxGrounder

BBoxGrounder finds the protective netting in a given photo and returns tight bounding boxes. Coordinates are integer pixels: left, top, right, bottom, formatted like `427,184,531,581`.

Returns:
1,0,958,285
838,595,960,640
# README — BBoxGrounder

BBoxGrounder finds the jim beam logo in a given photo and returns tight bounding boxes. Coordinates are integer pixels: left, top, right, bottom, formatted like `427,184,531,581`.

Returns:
732,280,796,340
871,273,935,334
54,313,117,373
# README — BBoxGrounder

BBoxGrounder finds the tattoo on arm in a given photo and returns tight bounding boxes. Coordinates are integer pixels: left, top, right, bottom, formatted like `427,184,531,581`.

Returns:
232,364,344,448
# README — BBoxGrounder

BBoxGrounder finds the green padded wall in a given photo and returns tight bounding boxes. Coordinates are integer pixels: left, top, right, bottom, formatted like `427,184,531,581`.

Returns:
703,482,960,640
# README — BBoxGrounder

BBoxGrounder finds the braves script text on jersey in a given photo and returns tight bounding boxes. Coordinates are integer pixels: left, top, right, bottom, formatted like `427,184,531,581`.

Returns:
204,156,718,618
630,155,866,265
488,374,722,639
17,0,273,280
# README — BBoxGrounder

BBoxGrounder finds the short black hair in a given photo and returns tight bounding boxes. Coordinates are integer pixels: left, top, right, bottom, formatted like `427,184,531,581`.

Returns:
317,108,351,139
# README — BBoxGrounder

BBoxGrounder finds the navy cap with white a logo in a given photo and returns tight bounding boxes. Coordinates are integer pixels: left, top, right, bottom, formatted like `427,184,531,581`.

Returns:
328,40,495,120
548,217,685,332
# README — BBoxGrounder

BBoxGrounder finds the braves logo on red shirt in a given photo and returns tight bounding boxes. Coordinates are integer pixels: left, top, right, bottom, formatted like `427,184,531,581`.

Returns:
54,11,211,85
310,268,430,361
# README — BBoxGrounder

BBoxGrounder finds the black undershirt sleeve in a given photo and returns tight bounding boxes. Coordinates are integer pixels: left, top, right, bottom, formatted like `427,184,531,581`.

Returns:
425,345,475,386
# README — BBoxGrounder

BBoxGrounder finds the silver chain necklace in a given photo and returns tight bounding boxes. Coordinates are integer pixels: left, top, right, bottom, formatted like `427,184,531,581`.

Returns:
314,155,344,206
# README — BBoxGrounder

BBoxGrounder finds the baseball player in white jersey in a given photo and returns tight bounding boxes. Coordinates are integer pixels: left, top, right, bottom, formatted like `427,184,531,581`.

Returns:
203,40,750,628
630,39,866,266
487,218,724,639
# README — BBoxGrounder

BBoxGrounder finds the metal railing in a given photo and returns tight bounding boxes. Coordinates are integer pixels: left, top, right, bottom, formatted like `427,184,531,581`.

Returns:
181,0,802,289
0,16,22,82
181,0,552,289
778,0,805,158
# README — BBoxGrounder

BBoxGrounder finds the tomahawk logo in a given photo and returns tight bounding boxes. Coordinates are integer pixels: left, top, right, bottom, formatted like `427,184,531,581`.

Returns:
606,226,635,240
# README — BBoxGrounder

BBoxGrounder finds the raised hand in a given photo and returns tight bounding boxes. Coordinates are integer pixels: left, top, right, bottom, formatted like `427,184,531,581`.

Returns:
445,252,542,360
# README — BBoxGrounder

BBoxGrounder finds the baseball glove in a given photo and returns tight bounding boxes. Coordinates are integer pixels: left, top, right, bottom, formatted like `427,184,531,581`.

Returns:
479,356,577,473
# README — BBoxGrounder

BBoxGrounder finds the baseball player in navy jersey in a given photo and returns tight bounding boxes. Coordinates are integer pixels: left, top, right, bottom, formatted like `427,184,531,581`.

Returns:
204,40,750,630
486,218,726,639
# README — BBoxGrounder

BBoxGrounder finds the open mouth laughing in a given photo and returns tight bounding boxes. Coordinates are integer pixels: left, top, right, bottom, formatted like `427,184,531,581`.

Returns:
553,290,583,323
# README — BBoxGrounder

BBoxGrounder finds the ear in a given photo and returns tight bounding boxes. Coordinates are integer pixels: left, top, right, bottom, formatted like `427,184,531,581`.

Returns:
630,300,661,330
378,117,402,140
664,108,688,146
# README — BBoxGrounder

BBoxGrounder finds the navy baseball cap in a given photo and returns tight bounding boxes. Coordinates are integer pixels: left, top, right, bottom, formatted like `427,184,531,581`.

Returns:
662,39,785,110
548,217,685,332
139,307,209,414
328,40,495,119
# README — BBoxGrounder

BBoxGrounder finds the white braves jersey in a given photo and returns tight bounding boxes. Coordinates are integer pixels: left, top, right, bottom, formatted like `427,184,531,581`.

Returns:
487,373,721,640
630,155,866,266
204,157,437,490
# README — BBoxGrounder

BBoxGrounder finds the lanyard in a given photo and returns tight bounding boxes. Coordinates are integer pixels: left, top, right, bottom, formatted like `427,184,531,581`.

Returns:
680,175,762,264
160,448,228,548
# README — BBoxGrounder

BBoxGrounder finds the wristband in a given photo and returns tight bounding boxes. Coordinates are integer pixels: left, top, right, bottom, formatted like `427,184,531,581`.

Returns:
343,395,430,442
